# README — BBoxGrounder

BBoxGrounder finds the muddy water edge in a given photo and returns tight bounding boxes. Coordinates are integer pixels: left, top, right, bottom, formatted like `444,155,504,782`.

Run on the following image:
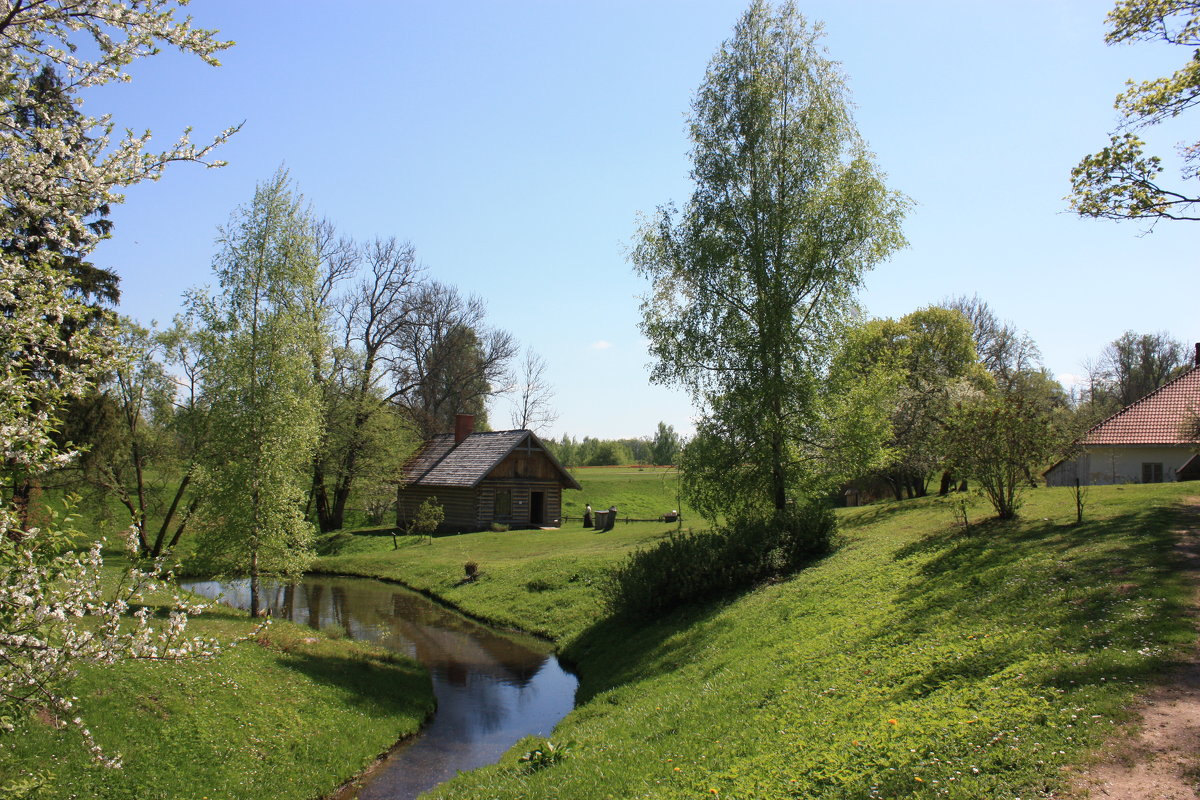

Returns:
180,575,578,800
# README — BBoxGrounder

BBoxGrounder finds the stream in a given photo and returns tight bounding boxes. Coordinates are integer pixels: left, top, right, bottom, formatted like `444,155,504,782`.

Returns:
180,575,578,800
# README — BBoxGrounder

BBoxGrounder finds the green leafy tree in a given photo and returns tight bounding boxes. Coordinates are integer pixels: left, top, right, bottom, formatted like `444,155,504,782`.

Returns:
1070,0,1200,224
588,441,633,467
633,1,908,519
1088,330,1190,408
190,171,325,618
943,393,1060,520
650,422,682,466
835,307,983,499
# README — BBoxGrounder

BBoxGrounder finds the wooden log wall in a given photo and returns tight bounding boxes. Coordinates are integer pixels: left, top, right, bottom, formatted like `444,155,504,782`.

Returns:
396,486,477,531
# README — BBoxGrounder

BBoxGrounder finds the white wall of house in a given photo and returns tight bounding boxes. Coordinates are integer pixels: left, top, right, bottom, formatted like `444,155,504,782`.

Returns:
1045,446,1195,486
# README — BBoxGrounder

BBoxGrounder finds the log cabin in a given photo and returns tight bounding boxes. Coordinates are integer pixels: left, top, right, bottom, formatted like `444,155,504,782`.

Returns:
397,414,581,532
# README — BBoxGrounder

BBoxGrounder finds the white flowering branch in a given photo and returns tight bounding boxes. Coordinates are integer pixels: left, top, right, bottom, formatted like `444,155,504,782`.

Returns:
0,0,241,772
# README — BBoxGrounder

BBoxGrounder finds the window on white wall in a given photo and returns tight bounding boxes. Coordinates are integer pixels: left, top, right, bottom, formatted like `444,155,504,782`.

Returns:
1142,463,1164,483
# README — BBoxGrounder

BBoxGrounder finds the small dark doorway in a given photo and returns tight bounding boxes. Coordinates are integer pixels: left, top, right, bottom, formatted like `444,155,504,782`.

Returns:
530,491,545,525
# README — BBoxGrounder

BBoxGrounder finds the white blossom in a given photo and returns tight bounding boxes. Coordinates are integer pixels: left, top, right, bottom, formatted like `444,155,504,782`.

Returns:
0,0,242,771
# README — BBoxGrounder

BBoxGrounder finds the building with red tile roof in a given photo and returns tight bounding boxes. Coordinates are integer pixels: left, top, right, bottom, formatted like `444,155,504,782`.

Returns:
1045,350,1200,486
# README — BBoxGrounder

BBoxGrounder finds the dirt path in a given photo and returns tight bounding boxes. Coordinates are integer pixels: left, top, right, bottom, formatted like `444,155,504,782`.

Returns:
1065,497,1200,800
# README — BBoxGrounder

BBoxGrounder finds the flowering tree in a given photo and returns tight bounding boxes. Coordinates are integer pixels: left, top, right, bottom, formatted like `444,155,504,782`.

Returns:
0,0,238,775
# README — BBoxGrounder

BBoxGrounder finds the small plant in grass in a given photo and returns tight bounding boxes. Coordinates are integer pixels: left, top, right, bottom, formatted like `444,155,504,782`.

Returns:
406,497,444,546
951,495,971,528
464,561,478,581
517,739,574,771
490,522,510,532
1073,477,1089,525
525,578,554,592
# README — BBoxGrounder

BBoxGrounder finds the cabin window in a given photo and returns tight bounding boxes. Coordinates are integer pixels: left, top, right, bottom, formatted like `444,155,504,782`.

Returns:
1142,463,1164,483
494,489,512,520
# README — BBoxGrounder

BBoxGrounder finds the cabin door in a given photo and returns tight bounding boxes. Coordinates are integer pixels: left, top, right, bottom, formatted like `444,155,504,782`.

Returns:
530,491,545,525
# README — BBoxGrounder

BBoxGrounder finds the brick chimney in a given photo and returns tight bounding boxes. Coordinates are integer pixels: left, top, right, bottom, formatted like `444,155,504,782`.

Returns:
454,413,475,444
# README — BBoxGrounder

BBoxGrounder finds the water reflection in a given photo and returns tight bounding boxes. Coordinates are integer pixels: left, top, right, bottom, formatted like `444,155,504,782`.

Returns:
181,576,578,800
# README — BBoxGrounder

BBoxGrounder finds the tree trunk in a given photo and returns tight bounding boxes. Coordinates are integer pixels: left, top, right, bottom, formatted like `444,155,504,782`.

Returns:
938,471,953,496
329,478,353,532
166,497,199,552
312,462,334,532
249,546,260,618
151,469,192,557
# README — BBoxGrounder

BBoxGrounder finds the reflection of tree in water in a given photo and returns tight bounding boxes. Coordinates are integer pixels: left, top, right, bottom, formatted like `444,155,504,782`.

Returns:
179,574,577,797
305,584,324,630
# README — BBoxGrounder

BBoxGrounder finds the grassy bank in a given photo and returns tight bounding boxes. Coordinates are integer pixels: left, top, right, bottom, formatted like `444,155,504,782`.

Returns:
0,593,434,799
322,482,1196,799
314,520,677,640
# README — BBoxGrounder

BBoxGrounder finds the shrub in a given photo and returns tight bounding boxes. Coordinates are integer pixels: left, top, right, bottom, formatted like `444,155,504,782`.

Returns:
603,502,835,618
464,561,478,581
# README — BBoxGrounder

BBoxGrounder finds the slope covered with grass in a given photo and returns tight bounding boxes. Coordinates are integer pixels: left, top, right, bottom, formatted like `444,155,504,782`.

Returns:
0,601,434,799
327,483,1195,799
313,521,678,640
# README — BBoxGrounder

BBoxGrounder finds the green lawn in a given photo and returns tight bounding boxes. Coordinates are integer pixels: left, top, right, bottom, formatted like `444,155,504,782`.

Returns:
321,482,1197,799
314,521,679,640
564,466,693,521
0,590,434,800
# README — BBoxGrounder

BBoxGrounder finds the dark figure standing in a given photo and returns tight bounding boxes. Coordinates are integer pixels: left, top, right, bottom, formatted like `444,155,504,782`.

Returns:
583,503,593,528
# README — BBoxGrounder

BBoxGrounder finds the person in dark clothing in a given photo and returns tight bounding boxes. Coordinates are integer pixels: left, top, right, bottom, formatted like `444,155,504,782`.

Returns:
583,503,593,527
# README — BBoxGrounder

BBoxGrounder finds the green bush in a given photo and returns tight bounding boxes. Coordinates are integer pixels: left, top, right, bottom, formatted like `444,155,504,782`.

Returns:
603,503,835,618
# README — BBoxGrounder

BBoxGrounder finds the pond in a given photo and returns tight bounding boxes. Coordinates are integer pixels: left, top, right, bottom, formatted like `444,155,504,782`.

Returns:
180,575,578,800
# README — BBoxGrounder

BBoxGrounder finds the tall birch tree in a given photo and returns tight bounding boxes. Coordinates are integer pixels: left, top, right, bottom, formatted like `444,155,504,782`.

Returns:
633,0,907,520
190,171,324,617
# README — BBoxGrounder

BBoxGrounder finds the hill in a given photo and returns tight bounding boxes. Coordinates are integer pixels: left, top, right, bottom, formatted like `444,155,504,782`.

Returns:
316,482,1198,799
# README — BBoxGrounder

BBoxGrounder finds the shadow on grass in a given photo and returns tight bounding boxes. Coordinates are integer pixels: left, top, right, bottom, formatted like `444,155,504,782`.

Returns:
876,500,1195,702
563,599,736,704
269,646,433,720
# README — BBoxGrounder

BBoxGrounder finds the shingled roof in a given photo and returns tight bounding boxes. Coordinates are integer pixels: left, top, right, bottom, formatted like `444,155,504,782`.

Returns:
1078,366,1200,446
402,430,582,489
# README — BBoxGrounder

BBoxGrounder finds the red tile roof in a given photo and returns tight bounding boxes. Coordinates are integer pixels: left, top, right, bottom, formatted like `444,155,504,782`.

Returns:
1080,366,1200,446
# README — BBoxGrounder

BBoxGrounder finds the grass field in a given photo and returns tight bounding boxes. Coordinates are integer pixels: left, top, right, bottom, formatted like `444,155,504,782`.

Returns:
317,480,1198,799
564,466,693,521
0,578,434,800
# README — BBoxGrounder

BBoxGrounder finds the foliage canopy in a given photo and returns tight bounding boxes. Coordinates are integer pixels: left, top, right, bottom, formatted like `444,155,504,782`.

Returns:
633,0,907,518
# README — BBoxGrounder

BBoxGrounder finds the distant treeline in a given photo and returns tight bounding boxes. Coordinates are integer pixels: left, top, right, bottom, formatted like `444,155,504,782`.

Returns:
544,422,683,467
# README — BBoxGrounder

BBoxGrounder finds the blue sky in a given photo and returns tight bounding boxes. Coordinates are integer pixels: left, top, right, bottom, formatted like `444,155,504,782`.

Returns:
90,0,1197,440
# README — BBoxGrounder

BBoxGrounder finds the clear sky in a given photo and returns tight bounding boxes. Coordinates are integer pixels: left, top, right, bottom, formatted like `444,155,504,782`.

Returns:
90,0,1197,441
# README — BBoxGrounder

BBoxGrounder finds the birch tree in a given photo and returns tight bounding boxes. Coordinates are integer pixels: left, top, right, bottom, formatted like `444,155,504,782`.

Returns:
633,0,907,520
190,171,324,618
